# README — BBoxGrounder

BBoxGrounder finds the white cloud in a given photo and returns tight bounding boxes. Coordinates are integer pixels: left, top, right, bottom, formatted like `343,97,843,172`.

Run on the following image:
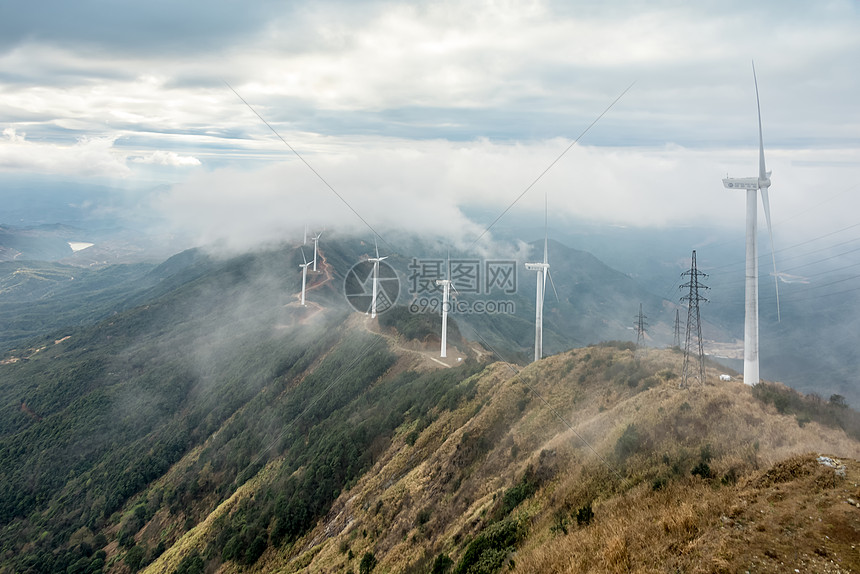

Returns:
154,135,860,253
131,150,201,166
0,127,131,178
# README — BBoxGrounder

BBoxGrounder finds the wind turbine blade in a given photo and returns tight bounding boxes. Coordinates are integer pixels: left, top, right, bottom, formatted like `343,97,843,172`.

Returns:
753,61,767,181
374,236,380,259
544,192,549,264
761,187,781,322
446,250,451,280
301,248,307,265
547,269,560,302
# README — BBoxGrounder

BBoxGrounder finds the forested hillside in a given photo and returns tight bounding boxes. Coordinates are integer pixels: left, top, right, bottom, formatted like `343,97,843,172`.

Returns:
1,239,859,574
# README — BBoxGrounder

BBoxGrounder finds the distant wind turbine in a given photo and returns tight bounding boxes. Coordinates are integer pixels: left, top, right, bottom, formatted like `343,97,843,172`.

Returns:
299,248,311,306
312,231,322,272
367,238,388,319
722,62,781,386
436,254,458,358
524,195,558,362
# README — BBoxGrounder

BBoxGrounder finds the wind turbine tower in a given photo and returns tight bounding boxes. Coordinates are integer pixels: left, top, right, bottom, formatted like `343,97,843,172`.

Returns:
722,63,781,386
312,232,322,272
436,255,458,358
524,196,557,362
299,249,311,306
367,239,388,319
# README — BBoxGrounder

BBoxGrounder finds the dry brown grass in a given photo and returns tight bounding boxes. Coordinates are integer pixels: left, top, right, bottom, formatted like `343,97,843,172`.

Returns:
512,455,860,573
145,345,860,574
271,347,859,573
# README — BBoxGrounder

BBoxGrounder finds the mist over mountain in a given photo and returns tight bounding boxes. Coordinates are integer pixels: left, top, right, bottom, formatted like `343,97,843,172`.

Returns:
1,233,858,573
3,222,859,404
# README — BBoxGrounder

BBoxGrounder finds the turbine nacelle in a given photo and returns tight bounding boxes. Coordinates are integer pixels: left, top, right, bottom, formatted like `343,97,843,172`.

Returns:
721,175,770,190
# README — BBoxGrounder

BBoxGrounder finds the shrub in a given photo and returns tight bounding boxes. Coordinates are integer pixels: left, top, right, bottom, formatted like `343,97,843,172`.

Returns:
550,509,569,535
416,508,431,527
359,551,377,574
454,519,524,574
405,429,420,446
691,461,714,480
431,553,454,574
575,503,594,526
497,471,538,518
614,424,645,462
174,551,205,574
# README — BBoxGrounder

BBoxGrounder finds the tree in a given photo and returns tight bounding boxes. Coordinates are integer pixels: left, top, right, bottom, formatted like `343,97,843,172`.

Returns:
124,545,145,572
830,394,848,407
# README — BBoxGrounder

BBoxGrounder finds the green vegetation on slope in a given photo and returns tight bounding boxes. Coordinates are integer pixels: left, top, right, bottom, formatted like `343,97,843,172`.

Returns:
0,244,352,573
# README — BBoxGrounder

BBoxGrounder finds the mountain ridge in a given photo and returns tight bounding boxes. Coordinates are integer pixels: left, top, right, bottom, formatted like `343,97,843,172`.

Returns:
141,343,860,574
1,236,859,574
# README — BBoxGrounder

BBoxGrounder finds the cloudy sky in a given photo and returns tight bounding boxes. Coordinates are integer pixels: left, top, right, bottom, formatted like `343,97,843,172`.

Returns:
2,0,858,251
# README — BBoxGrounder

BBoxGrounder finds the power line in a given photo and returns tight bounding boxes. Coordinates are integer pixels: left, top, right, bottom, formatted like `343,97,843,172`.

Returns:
772,284,860,304
224,81,393,253
469,82,636,249
705,221,860,273
679,182,860,259
707,237,860,285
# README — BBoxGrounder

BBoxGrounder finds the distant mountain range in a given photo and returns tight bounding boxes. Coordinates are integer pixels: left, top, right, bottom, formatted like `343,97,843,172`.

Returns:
2,226,857,405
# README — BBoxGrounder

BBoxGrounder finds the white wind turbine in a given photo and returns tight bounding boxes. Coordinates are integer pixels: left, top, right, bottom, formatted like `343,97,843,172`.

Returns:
435,254,458,358
312,231,322,271
367,238,388,319
299,248,311,306
722,62,781,386
524,196,558,362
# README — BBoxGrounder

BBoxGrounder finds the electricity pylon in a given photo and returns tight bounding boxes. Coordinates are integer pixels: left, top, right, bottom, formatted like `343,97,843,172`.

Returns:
681,250,709,386
673,308,682,348
634,303,648,347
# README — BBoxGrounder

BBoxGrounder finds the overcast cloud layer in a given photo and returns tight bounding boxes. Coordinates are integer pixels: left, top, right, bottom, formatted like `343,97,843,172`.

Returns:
1,0,858,249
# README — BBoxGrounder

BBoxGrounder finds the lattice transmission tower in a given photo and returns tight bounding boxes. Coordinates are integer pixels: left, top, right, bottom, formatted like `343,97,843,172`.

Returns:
673,308,682,348
681,250,709,386
634,303,648,347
